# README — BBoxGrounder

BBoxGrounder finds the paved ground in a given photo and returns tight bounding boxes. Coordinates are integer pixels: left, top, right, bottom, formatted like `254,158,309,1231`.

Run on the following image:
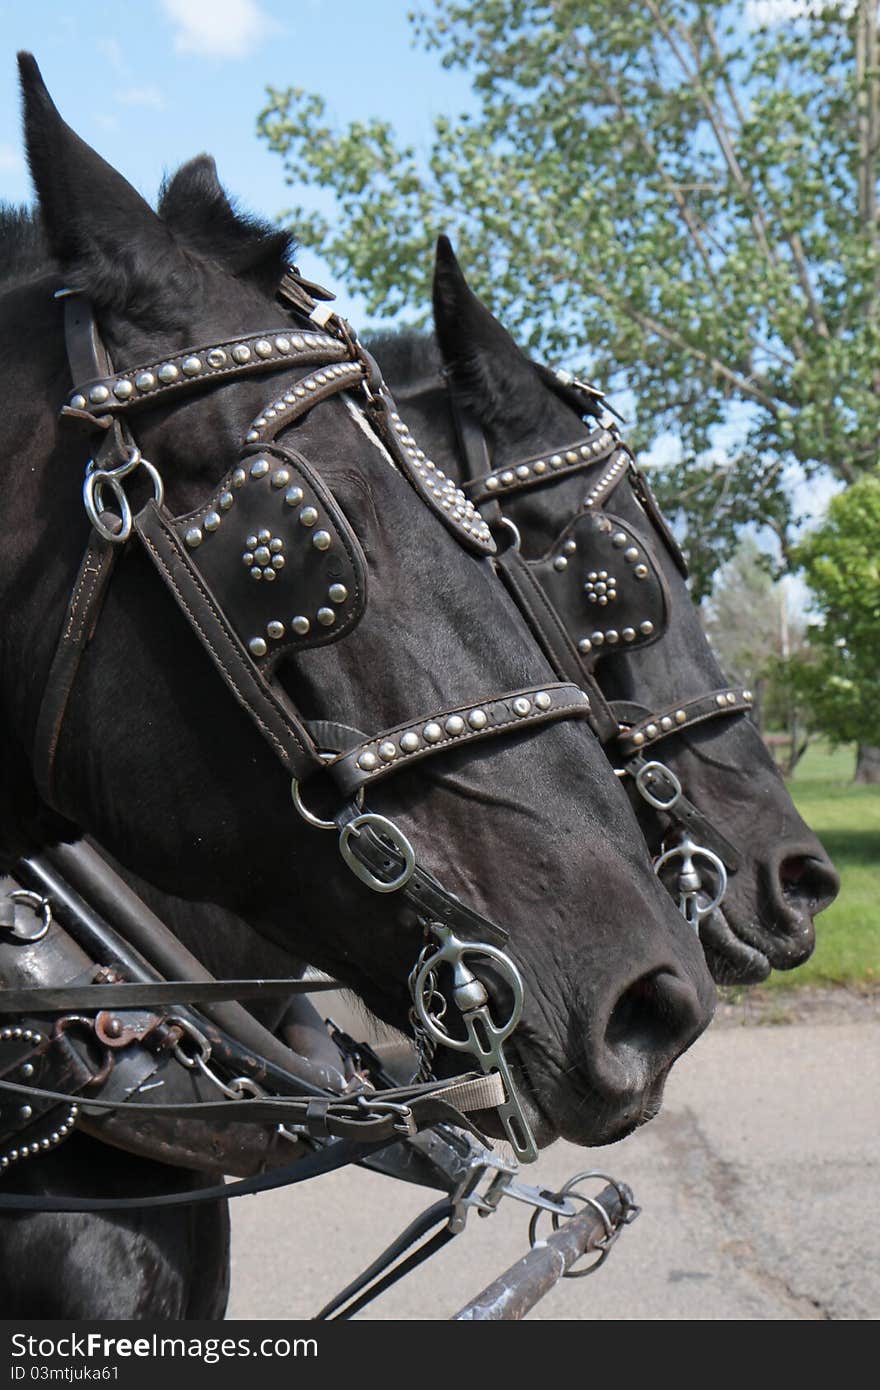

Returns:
227,1003,879,1321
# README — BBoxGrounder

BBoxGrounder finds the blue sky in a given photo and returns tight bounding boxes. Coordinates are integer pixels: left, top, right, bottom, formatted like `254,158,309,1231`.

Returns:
0,0,472,321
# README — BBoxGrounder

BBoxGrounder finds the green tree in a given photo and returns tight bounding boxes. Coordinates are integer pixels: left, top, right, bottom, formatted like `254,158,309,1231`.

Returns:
258,1,880,594
793,468,880,780
702,536,811,770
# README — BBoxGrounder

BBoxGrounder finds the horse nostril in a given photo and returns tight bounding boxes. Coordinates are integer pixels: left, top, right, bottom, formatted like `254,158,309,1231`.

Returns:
603,968,711,1092
779,854,840,916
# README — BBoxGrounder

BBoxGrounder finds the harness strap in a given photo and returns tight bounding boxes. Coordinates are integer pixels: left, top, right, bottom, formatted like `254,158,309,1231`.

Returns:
624,756,742,872
0,976,343,1014
464,430,619,504
314,1198,457,1321
328,681,594,797
614,687,754,760
32,535,118,807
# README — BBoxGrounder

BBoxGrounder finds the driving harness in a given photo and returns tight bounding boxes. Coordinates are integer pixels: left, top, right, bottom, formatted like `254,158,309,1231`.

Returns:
4,269,615,1184
440,366,755,930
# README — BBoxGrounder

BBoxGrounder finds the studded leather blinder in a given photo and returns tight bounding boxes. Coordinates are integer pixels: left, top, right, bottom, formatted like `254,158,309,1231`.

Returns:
529,511,669,666
171,444,366,670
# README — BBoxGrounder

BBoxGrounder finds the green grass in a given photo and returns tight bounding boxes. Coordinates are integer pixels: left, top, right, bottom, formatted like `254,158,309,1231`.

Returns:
761,741,879,989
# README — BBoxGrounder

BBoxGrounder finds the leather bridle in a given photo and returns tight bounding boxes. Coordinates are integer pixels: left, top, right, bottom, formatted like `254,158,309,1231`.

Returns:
437,366,755,930
27,275,607,1162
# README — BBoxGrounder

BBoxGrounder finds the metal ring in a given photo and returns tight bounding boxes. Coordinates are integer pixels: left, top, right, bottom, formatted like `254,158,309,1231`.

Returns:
339,813,416,894
527,1170,628,1277
291,754,364,831
6,891,52,942
412,941,524,1050
493,517,521,552
169,1016,213,1070
84,469,133,543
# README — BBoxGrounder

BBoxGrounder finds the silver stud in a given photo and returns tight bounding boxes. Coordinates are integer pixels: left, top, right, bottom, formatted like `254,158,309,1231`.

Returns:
312,530,331,551
622,627,636,642
486,477,500,492
516,464,531,479
535,691,552,710
275,336,291,353
248,637,267,658
727,692,737,705
646,724,658,738
254,546,271,566
743,689,753,701
255,339,273,358
566,451,579,464
660,716,673,731
232,344,251,363
292,616,310,635
400,731,420,753
578,638,593,654
591,631,605,645
605,629,619,644
246,430,260,443
563,540,577,556
634,564,649,579
264,569,277,582
640,621,654,635
70,393,87,411
317,607,336,626
203,511,221,532
423,722,443,743
89,384,110,404
632,732,646,747
675,709,687,723
357,751,378,771
181,356,202,376
468,709,488,730
553,556,568,571
612,532,627,548
19,1105,32,1120
501,471,515,485
267,621,285,640
272,554,285,570
513,697,531,717
445,715,465,736
21,1063,34,1079
158,362,179,383
329,584,348,604
113,379,134,400
550,454,563,468
285,486,305,507
219,491,234,511
271,468,291,488
207,348,227,368
185,527,203,548
375,740,397,764
624,547,639,562
232,467,247,488
250,458,270,478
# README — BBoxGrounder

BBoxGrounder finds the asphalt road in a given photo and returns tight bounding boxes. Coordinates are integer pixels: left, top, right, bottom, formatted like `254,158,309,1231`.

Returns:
227,1017,878,1321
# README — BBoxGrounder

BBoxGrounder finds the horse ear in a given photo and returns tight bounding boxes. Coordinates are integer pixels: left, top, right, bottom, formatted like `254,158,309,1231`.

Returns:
159,154,291,288
18,52,173,307
431,234,541,424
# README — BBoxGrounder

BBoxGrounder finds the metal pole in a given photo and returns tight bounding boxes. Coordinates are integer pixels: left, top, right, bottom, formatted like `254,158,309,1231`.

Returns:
453,1183,629,1320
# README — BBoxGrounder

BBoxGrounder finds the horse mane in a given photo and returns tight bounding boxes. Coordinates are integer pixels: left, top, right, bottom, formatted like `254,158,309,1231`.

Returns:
0,204,51,287
365,328,441,387
0,159,296,298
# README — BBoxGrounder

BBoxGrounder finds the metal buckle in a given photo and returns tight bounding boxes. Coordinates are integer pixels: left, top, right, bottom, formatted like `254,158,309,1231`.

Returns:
339,813,416,894
635,759,682,811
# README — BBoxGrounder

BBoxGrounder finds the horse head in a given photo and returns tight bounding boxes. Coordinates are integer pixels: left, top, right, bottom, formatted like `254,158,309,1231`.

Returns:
0,58,716,1150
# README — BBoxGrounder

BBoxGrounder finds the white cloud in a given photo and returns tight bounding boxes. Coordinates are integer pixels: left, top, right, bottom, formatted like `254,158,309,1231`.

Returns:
115,85,166,110
160,0,278,59
0,143,24,175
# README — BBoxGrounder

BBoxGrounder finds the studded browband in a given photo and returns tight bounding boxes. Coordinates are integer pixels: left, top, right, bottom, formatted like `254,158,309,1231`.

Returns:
615,688,754,760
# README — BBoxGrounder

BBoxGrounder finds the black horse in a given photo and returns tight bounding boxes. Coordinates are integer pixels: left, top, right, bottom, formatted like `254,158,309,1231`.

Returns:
0,59,715,1316
370,237,840,987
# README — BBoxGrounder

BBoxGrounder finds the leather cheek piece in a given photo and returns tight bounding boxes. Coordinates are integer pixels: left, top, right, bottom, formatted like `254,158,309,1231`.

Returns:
170,445,367,672
528,510,669,665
